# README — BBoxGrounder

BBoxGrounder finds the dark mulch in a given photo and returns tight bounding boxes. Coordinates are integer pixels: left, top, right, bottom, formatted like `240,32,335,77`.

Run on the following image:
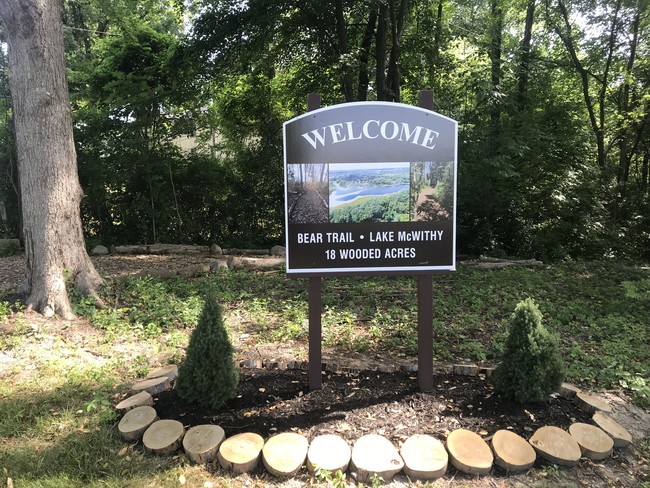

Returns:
155,367,592,444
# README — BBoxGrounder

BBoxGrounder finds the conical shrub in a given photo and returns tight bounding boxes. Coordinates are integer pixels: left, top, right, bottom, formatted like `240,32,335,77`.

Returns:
492,298,564,403
176,297,239,409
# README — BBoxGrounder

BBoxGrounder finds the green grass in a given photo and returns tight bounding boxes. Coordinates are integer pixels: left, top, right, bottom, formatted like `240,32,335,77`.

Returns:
0,260,648,486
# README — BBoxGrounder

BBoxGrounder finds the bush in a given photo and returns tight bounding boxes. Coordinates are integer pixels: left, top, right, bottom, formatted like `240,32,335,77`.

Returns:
492,298,564,403
176,297,239,409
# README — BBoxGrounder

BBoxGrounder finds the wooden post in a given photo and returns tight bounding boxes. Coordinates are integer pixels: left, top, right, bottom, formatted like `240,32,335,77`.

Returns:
307,93,322,390
418,90,435,392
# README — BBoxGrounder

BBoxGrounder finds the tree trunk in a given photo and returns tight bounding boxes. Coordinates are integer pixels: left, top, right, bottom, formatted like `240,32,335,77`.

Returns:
488,0,503,157
516,0,535,112
357,3,378,101
0,0,103,319
334,0,354,102
375,1,389,101
386,0,409,103
430,0,444,91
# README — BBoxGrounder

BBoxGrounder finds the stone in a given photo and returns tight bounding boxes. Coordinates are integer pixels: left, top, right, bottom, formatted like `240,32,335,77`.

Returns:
453,364,479,376
307,434,351,474
400,434,447,480
569,423,614,461
209,260,227,272
558,382,582,399
183,424,226,464
142,419,185,455
491,429,536,472
529,426,581,466
592,411,633,448
446,428,493,475
118,406,158,441
91,245,109,256
574,392,612,414
262,432,309,477
210,244,223,256
351,434,404,483
218,432,265,474
0,238,20,252
115,391,153,412
270,245,286,256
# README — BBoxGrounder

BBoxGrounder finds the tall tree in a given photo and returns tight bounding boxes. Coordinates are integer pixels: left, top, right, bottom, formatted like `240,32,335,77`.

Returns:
0,0,102,318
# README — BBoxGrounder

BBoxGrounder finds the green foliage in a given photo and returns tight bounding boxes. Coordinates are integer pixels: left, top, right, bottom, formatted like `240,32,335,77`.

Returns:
313,467,347,488
492,298,565,403
175,297,239,409
330,191,410,223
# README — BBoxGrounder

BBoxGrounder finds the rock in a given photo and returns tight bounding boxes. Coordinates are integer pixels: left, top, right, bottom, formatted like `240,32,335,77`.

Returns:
143,419,185,455
115,391,154,412
529,426,581,466
307,434,351,474
351,434,404,483
446,429,493,475
183,424,226,464
130,376,171,396
400,434,447,480
558,382,582,399
453,364,479,376
218,432,265,474
592,411,633,448
0,238,20,252
90,245,109,256
209,260,227,272
574,392,612,414
262,432,309,477
210,244,223,256
270,245,286,256
491,429,536,472
118,406,158,441
569,423,614,461
145,365,178,381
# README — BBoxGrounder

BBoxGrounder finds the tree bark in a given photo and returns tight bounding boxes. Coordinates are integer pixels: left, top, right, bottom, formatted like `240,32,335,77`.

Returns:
488,0,503,157
516,0,535,112
386,0,409,102
0,0,103,319
375,1,389,101
357,3,378,101
334,0,354,102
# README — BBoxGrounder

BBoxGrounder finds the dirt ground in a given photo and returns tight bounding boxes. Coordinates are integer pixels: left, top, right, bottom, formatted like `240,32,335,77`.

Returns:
2,254,650,487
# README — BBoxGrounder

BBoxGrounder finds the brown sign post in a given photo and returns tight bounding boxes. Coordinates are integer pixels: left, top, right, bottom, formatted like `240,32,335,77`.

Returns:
284,91,457,391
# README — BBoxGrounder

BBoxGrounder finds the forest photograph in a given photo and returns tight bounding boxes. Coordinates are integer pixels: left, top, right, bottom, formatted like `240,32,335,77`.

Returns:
329,163,410,223
410,161,455,222
286,163,329,224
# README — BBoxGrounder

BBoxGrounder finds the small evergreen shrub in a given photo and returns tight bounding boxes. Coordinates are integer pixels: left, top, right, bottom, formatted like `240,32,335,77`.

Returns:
492,298,565,403
176,297,239,409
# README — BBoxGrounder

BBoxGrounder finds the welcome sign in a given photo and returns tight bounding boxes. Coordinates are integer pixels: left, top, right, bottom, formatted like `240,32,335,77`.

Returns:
283,101,457,275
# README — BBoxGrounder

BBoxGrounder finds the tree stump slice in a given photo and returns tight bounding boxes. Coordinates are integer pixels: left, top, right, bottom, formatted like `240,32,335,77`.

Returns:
569,423,614,461
117,405,158,441
592,411,633,448
491,429,536,472
183,424,226,464
529,426,581,466
145,365,178,382
142,419,185,455
574,392,612,414
115,391,153,413
558,382,582,399
400,434,448,480
218,432,265,474
130,376,171,396
262,432,309,477
351,434,404,483
446,429,493,475
306,434,351,474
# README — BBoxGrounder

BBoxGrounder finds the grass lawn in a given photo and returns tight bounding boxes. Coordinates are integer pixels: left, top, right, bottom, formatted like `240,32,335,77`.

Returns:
0,259,648,486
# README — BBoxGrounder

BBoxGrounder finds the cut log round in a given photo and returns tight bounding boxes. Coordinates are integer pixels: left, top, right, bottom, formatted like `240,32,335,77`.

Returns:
351,434,404,483
574,392,612,414
529,426,581,466
130,376,171,396
227,256,284,270
400,434,448,480
142,419,185,455
115,391,153,413
558,382,582,399
307,434,351,474
117,406,158,441
182,424,225,464
218,432,265,474
491,429,536,472
262,432,309,477
592,411,633,448
569,423,614,461
445,429,493,475
145,365,178,382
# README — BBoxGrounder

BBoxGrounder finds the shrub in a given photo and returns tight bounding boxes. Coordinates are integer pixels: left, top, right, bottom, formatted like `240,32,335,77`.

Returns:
176,297,239,409
492,298,564,403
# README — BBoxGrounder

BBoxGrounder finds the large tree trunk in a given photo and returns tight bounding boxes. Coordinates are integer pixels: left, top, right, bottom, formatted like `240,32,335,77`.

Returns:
375,1,389,101
516,0,535,112
0,0,103,319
